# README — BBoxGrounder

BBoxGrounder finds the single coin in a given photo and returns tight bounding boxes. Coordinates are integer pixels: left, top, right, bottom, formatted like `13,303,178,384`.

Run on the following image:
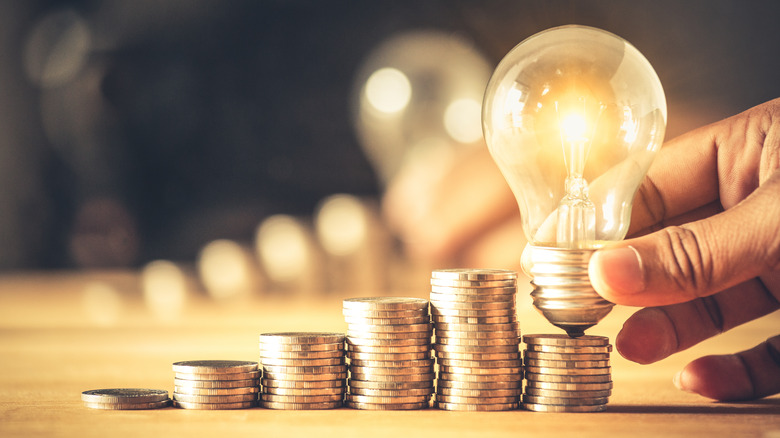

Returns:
523,351,609,361
522,395,608,406
260,357,345,367
342,309,428,319
346,337,431,347
435,351,519,361
259,332,345,345
260,400,342,410
524,387,612,398
523,358,610,369
262,364,348,374
524,366,611,376
429,292,515,303
432,315,516,324
174,378,259,389
174,386,258,396
429,280,516,289
429,301,514,310
259,349,345,360
431,307,516,317
258,342,344,353
437,358,521,368
346,330,431,340
437,387,522,397
348,365,434,376
348,379,433,390
262,371,347,381
83,400,170,410
173,393,257,403
345,394,430,404
524,380,613,391
436,402,517,411
522,402,606,413
81,388,169,404
343,316,430,325
342,297,429,311
525,344,612,354
172,360,258,374
263,386,346,396
347,344,431,354
435,336,518,347
261,379,345,389
346,322,434,333
173,400,256,410
522,334,609,347
348,387,434,397
349,372,436,382
435,330,520,340
260,393,343,403
524,372,612,384
346,351,431,361
174,371,260,381
435,394,518,404
433,343,519,354
345,401,429,410
436,379,521,390
348,358,434,368
431,269,517,281
434,322,519,332
438,373,522,383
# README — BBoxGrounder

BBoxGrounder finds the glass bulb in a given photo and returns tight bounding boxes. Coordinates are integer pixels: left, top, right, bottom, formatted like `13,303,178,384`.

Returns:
482,25,667,336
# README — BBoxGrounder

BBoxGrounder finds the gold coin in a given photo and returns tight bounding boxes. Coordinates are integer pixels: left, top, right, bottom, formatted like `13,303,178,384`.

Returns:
260,393,343,403
259,357,345,367
435,351,519,361
436,379,521,390
342,309,428,319
345,401,429,410
261,364,348,374
524,372,611,384
434,322,519,332
432,315,516,324
259,332,345,345
525,344,612,354
431,307,516,317
522,402,606,413
258,349,345,360
429,291,515,302
81,388,169,404
349,365,434,376
347,337,431,347
348,379,433,390
524,387,612,398
347,344,431,354
346,330,431,340
82,400,170,410
524,380,613,391
523,358,610,369
433,343,519,354
174,386,258,396
342,297,429,311
260,400,341,410
436,358,521,368
174,378,259,389
263,386,346,396
523,351,609,361
347,351,432,361
524,366,611,376
261,379,345,389
348,387,434,397
348,358,434,368
172,393,257,403
346,323,434,333
439,365,521,375
262,371,347,381
522,334,609,347
429,280,516,289
343,316,430,325
435,394,518,404
172,360,258,374
435,336,518,346
174,371,260,381
172,400,255,409
429,301,514,310
435,402,516,411
431,269,517,281
435,329,520,340
258,342,344,352
521,395,608,406
345,394,431,404
438,373,522,383
348,372,435,382
437,387,522,397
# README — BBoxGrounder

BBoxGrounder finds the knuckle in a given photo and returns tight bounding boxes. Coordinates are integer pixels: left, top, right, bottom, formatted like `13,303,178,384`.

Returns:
656,226,715,298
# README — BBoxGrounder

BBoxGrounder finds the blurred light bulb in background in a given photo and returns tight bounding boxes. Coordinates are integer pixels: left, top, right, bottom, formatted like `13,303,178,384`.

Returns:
197,239,258,300
482,25,667,336
141,260,187,322
315,194,368,257
255,215,322,292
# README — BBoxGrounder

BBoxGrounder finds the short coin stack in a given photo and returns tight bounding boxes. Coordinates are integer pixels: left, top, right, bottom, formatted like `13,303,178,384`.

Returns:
343,297,434,410
259,332,347,409
429,269,522,411
82,388,170,410
522,334,612,412
172,360,259,409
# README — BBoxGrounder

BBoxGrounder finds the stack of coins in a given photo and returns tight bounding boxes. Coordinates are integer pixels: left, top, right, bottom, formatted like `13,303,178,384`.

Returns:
172,360,259,409
81,388,170,410
429,269,522,411
343,297,434,410
259,332,347,409
521,334,612,412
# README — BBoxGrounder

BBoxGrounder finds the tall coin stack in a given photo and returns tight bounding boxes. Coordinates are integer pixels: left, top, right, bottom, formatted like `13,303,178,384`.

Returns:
172,360,259,409
429,269,522,411
259,332,347,409
521,334,612,412
343,297,434,410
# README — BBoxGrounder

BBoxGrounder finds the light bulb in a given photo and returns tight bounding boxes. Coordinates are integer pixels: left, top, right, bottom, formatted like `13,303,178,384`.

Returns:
482,25,667,336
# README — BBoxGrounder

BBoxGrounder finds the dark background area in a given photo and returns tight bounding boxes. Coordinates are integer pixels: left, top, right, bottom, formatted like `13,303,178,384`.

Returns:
1,0,779,269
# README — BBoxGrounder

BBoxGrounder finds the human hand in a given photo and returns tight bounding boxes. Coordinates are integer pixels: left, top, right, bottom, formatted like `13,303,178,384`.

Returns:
588,98,780,401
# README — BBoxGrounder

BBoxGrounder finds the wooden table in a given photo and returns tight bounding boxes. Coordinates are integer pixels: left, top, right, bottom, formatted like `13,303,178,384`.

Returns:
1,271,778,437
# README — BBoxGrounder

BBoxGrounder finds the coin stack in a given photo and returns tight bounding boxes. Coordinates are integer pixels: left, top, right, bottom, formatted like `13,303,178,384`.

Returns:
521,334,612,412
343,297,434,410
259,332,347,409
429,269,522,411
172,360,259,409
82,388,170,410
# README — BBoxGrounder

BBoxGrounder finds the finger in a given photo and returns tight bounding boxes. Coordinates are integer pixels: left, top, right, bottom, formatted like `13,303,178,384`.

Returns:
589,171,780,307
629,201,722,238
674,334,780,401
615,274,780,364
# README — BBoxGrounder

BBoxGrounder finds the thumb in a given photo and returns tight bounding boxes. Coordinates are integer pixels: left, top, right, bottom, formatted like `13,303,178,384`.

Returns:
588,174,780,307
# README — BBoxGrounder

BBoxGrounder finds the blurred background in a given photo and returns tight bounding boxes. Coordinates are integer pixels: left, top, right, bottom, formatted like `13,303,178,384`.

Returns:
2,0,780,303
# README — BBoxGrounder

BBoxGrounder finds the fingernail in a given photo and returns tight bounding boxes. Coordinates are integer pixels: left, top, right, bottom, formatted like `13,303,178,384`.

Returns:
589,245,645,296
673,370,694,393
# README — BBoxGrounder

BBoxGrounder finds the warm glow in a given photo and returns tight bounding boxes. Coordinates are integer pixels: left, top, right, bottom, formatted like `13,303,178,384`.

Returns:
364,67,412,113
198,239,252,300
444,98,483,143
141,260,187,322
315,194,367,257
81,282,122,326
256,215,310,283
561,113,587,140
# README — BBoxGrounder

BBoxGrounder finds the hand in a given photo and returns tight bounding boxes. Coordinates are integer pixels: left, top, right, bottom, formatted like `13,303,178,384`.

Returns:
588,98,780,401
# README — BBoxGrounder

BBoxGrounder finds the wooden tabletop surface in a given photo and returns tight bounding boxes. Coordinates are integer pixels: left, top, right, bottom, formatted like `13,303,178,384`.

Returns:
1,270,778,438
